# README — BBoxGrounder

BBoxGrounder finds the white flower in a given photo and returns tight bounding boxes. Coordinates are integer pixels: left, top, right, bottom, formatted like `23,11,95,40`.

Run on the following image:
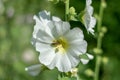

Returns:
82,0,96,35
32,10,93,72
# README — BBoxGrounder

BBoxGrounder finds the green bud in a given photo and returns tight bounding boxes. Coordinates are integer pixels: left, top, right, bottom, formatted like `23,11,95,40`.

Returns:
102,56,109,64
84,69,94,77
69,7,76,15
93,48,103,54
101,0,107,8
101,26,107,33
71,68,78,77
69,7,78,21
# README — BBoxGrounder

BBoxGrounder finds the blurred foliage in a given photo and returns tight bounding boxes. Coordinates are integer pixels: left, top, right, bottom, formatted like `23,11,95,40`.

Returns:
0,0,120,80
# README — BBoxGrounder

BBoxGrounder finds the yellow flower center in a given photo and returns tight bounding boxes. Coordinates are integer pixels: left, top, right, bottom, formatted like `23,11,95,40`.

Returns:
51,37,68,54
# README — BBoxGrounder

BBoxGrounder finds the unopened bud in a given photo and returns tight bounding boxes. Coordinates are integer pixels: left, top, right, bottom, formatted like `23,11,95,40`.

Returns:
93,48,103,54
101,0,107,8
102,56,109,64
69,7,76,15
101,27,107,33
84,69,94,77
71,68,78,77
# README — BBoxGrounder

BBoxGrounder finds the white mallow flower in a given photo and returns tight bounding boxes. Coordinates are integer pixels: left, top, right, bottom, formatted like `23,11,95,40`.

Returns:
32,10,93,72
82,0,96,35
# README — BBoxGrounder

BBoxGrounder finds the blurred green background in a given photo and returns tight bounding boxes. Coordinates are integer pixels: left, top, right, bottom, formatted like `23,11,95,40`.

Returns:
0,0,120,80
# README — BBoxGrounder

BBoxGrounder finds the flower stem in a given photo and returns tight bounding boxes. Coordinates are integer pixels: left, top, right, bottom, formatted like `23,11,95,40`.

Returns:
94,0,106,80
65,0,69,21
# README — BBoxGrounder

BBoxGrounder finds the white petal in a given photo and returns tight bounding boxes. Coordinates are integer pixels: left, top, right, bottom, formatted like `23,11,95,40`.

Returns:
56,53,71,72
82,0,96,35
25,64,42,76
86,4,93,15
64,28,84,44
35,42,51,53
68,41,87,56
33,15,45,38
39,10,50,21
86,53,94,60
33,10,51,38
35,29,54,43
67,52,80,68
52,16,61,21
47,21,70,38
86,0,92,6
48,53,71,72
64,28,87,55
39,46,56,65
80,59,89,64
80,53,93,64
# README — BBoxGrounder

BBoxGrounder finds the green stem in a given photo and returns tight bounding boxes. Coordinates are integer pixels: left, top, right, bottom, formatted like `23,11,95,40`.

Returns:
94,56,101,80
65,0,69,21
94,0,105,80
97,0,104,49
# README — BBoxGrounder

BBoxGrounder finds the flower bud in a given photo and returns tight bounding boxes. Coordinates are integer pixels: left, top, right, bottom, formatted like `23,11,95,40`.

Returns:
69,7,76,15
102,56,109,65
93,48,103,54
101,26,107,33
84,69,94,77
101,0,107,8
71,68,78,77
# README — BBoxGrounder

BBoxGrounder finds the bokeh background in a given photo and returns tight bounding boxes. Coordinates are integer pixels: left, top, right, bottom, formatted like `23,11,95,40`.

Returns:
0,0,120,80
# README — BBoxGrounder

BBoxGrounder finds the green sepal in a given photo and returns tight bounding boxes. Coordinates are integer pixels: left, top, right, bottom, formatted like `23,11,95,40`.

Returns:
78,10,85,24
79,53,90,60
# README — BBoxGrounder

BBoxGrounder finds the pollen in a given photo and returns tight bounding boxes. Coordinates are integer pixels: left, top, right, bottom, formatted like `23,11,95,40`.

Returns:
51,37,68,54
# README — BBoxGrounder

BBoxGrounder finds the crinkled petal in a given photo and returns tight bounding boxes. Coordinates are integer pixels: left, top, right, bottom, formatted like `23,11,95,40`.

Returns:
36,42,51,53
64,28,87,54
82,0,96,35
33,10,51,38
52,16,61,21
38,44,56,65
39,10,50,21
70,40,87,55
64,28,84,44
47,21,70,38
33,15,45,38
67,51,80,68
48,53,71,72
85,0,93,14
35,29,54,43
